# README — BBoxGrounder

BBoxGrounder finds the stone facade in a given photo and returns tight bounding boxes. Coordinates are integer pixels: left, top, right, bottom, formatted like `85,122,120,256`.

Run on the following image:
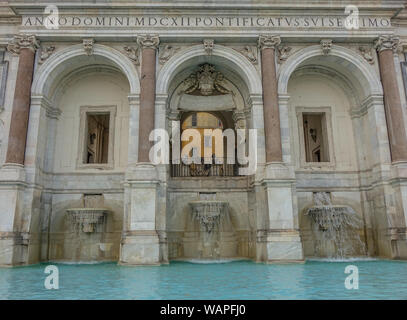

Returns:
0,0,407,266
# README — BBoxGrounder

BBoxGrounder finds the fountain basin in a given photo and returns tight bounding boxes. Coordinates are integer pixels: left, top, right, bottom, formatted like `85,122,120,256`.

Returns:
306,205,359,230
66,208,109,233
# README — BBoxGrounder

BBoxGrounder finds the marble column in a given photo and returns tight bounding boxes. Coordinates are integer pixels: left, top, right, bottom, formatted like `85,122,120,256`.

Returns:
258,35,283,163
137,35,159,163
375,35,407,162
120,35,163,266
5,34,39,165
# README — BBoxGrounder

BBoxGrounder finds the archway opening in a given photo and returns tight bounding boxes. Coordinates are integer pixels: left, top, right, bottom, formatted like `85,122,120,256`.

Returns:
168,62,248,178
31,46,136,263
165,58,257,262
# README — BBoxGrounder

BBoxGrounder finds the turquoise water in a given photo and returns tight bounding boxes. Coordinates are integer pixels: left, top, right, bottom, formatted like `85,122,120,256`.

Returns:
0,259,406,299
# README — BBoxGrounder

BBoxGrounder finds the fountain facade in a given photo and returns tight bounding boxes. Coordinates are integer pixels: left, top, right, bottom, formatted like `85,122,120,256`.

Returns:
46,194,119,262
64,206,111,261
305,192,366,258
183,194,237,260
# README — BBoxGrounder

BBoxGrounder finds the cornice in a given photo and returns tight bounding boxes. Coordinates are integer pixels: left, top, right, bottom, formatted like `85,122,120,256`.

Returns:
7,1,406,12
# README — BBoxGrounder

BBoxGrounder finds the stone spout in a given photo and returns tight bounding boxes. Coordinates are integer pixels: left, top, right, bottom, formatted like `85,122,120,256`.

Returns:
66,208,109,233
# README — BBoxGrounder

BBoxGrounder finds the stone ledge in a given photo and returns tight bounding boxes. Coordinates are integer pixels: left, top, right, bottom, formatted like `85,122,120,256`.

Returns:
0,163,26,183
0,232,29,245
125,163,160,181
120,231,161,265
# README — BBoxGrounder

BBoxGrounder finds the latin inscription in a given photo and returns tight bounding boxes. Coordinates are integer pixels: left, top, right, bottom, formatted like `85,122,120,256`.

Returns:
22,15,391,30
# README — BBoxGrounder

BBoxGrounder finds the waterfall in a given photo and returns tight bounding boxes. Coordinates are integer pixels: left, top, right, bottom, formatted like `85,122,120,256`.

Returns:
184,197,237,260
306,192,366,258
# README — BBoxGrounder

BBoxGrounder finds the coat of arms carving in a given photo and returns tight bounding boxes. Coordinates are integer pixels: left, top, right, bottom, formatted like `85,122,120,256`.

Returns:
182,64,230,96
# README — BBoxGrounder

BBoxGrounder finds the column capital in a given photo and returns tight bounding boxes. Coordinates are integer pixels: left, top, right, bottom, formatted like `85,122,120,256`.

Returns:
167,109,181,121
7,34,40,55
137,34,160,50
258,35,281,50
374,35,399,53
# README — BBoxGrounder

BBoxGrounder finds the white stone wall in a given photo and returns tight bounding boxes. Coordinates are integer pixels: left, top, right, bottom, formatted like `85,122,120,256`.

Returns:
53,71,130,173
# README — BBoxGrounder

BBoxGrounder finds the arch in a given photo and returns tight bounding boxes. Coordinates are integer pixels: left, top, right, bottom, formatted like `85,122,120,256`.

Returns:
278,45,383,99
156,44,262,95
31,44,140,99
290,65,360,107
53,65,129,104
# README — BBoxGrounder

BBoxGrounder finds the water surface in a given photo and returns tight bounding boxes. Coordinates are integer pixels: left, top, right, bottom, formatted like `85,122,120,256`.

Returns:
0,259,406,299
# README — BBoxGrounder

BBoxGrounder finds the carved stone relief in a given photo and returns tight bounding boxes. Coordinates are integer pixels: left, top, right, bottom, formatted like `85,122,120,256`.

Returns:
320,39,332,55
83,38,94,56
278,45,292,63
359,46,374,64
7,34,40,55
239,46,258,64
181,64,230,96
203,39,214,55
123,46,140,65
177,64,236,111
159,44,180,64
39,46,55,64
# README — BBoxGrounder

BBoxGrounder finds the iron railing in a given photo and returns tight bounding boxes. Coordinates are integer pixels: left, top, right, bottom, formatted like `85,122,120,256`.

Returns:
171,157,239,177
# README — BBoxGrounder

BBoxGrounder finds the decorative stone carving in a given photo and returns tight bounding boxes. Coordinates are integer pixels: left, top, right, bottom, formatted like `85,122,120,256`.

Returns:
320,39,332,55
159,44,180,64
137,34,160,49
181,64,229,96
258,35,281,50
123,46,140,65
38,46,55,64
238,46,258,64
374,35,399,53
232,111,246,129
83,38,94,55
7,34,39,55
278,45,292,63
398,41,407,54
167,109,181,121
203,39,214,55
359,46,374,64
66,208,109,233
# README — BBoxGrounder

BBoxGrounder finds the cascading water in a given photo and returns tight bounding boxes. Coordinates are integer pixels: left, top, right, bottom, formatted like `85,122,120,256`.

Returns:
65,194,110,261
183,194,237,260
306,192,366,258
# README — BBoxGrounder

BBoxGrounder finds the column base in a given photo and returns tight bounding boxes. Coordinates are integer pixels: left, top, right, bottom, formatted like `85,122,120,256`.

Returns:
385,228,407,259
0,232,29,267
119,231,161,266
258,230,304,262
